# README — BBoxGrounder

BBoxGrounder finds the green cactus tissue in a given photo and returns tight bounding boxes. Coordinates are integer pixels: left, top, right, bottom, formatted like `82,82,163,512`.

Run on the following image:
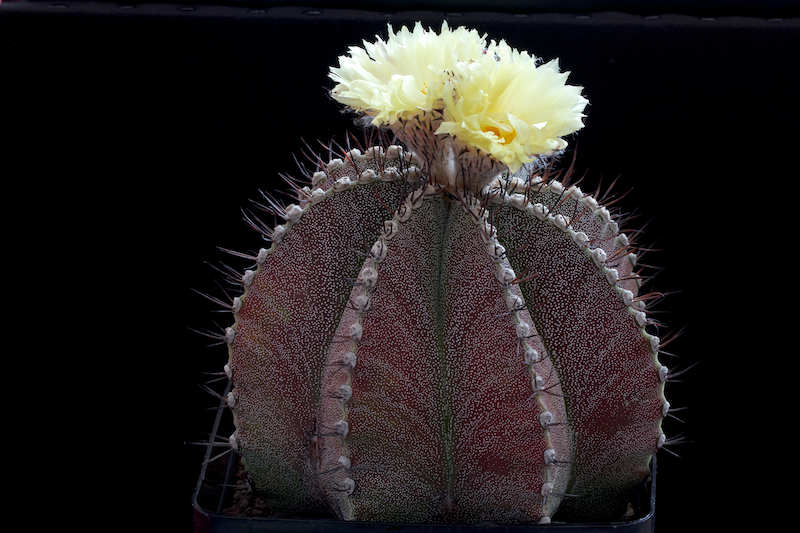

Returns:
209,22,676,524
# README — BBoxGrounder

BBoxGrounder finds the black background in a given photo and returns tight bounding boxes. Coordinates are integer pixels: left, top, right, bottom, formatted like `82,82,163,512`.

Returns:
2,2,797,531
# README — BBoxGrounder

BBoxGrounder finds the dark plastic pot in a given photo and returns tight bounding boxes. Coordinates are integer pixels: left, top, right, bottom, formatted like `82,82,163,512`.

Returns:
192,389,656,533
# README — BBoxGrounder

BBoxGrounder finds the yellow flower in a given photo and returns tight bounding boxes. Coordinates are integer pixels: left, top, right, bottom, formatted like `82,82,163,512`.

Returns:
329,21,487,126
329,22,588,181
436,40,588,173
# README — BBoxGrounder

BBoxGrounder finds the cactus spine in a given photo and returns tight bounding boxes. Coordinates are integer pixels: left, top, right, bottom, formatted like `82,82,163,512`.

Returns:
203,22,676,525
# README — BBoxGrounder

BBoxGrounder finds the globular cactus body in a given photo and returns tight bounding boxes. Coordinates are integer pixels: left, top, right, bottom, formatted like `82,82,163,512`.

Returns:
208,20,674,526
222,145,667,524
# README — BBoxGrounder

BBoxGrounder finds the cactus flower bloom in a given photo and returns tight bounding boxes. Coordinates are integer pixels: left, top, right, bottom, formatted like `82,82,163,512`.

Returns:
436,42,588,172
329,22,588,175
329,21,486,125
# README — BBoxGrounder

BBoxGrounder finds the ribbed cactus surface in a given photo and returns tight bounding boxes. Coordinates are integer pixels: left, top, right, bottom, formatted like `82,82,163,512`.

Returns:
219,142,669,524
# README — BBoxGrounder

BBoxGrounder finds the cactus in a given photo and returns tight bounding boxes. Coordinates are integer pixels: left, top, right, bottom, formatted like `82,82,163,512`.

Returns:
203,22,677,525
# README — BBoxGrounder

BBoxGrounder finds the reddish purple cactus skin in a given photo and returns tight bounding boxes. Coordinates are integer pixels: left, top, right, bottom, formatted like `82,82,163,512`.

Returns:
219,142,670,524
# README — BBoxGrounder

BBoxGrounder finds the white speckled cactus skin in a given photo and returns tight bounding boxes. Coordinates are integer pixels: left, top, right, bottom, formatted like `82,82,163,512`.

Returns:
210,136,673,524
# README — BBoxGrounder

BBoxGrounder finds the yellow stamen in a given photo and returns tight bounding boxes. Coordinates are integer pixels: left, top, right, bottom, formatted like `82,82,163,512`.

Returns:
483,125,517,144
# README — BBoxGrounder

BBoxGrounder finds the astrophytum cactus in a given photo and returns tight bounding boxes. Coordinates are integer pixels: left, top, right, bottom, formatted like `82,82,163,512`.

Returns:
207,22,677,525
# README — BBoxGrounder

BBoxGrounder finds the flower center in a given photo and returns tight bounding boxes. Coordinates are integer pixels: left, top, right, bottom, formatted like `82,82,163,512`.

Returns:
482,125,517,144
